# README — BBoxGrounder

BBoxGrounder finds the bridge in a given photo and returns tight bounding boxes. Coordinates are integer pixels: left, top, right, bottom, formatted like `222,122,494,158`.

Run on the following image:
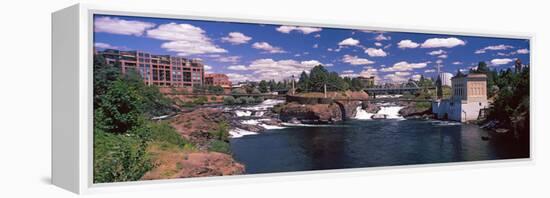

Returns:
363,81,435,95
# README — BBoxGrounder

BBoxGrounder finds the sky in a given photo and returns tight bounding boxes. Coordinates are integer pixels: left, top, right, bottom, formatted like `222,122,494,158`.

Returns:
93,14,530,84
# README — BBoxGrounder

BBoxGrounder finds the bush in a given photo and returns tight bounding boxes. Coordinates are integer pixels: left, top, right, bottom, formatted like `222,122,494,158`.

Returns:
255,97,264,103
93,129,152,183
210,96,217,101
193,96,208,105
149,122,189,148
223,96,236,105
208,140,231,154
209,121,230,142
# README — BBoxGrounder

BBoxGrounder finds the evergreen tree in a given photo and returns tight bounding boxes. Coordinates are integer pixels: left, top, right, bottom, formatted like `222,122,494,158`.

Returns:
297,71,310,92
308,65,329,92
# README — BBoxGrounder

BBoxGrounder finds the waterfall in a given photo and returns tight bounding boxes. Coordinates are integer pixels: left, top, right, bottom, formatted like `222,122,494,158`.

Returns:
354,106,375,120
378,106,405,120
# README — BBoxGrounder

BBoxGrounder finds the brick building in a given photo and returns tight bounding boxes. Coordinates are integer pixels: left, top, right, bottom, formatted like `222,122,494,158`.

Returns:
205,73,232,93
97,49,204,87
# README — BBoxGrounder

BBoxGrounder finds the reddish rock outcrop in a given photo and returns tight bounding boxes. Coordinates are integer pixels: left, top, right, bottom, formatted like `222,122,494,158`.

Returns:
279,102,343,124
169,108,228,147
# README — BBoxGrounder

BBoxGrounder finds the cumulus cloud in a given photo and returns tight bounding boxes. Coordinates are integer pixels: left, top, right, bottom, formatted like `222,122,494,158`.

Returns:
227,73,254,83
438,54,448,59
428,49,446,55
313,44,319,48
452,61,462,65
276,26,322,34
374,34,390,41
246,59,324,81
147,23,227,56
383,73,408,82
374,42,383,47
424,69,436,73
395,71,411,76
94,42,118,49
420,37,465,48
204,65,213,71
475,44,514,54
411,74,422,81
380,61,429,72
397,40,419,49
94,17,155,36
516,48,529,54
338,38,360,46
490,58,514,66
364,48,388,57
342,55,374,65
221,32,252,44
227,65,248,71
215,56,241,63
252,42,286,53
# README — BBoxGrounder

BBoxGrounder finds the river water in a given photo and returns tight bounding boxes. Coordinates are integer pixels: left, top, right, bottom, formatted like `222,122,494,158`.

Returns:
228,100,529,174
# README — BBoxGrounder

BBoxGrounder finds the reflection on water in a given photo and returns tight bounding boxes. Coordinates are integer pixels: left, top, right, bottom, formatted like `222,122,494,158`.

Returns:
230,119,529,174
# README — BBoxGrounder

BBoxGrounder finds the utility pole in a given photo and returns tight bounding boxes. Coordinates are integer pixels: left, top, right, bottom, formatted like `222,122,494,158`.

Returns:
324,83,327,98
291,75,295,95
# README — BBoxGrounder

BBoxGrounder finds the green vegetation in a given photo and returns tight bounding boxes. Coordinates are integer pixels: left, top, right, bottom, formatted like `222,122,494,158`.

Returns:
93,56,184,183
223,95,263,105
208,121,231,154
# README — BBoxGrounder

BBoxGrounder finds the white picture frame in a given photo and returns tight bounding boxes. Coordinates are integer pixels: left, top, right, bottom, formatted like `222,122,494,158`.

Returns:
52,3,534,194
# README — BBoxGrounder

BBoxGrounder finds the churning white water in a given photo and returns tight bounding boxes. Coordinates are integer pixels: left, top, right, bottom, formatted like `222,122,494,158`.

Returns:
229,128,258,138
378,106,405,120
235,110,252,117
354,104,405,120
354,106,375,120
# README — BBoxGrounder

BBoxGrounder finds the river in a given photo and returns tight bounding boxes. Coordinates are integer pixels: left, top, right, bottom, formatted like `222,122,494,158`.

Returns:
227,100,529,174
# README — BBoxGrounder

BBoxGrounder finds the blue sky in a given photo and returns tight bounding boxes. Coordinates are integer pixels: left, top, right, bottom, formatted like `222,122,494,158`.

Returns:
94,14,530,83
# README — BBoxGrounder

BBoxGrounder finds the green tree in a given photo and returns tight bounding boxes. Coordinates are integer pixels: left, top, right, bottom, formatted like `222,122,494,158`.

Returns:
308,65,329,92
258,80,269,93
297,71,310,92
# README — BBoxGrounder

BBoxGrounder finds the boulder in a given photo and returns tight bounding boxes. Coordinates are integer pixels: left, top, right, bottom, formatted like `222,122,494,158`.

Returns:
279,102,343,124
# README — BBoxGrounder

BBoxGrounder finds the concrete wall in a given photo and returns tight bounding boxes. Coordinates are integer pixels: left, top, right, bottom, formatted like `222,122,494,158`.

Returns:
432,99,488,122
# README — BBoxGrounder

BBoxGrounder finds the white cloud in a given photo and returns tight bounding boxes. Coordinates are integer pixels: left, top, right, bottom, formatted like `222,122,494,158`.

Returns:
424,69,436,73
375,34,390,41
411,74,422,81
397,40,419,49
313,44,319,48
395,71,411,76
364,48,388,57
380,61,429,72
475,44,514,54
94,42,118,49
276,26,322,34
452,61,462,65
227,65,248,71
252,42,286,53
516,48,529,54
221,32,251,45
490,58,514,66
383,73,408,82
428,49,446,55
342,55,374,65
342,70,355,74
94,17,155,36
147,23,227,56
374,42,382,47
338,38,360,46
243,59,324,81
215,56,241,63
436,59,443,64
314,34,321,38
438,54,448,59
204,65,213,71
227,73,254,83
420,37,465,48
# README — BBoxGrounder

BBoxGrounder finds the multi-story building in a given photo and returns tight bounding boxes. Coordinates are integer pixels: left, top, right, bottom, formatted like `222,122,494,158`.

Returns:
432,73,489,122
438,72,453,87
97,49,204,87
356,76,375,88
204,73,231,87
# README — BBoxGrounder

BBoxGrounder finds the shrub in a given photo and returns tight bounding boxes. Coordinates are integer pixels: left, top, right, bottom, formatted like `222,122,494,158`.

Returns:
223,96,236,105
210,96,217,101
208,140,231,154
149,121,189,148
93,129,152,183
